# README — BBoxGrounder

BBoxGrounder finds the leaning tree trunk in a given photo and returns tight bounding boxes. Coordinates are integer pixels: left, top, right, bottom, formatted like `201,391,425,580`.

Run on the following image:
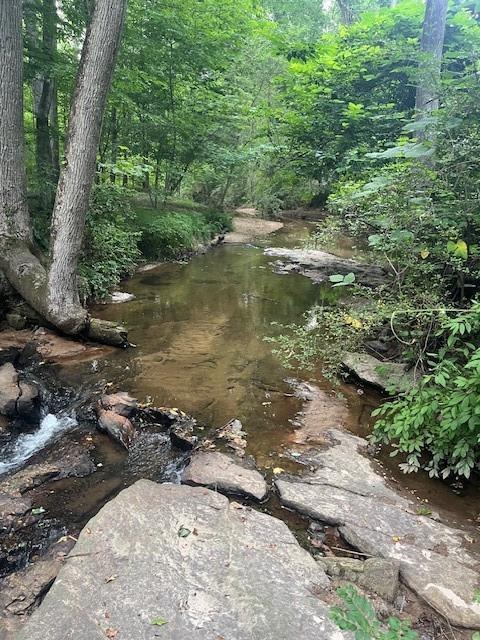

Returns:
0,0,128,345
47,0,127,334
415,0,448,118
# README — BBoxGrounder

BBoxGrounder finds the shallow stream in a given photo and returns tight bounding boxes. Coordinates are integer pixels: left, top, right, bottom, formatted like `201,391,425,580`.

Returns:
4,221,480,567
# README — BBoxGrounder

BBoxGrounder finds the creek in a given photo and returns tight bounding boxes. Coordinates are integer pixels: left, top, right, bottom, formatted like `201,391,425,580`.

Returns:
2,220,479,570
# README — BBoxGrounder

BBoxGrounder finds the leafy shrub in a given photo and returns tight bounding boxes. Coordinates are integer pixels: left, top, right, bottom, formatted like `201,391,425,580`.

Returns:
331,585,418,640
138,209,232,260
79,184,141,300
372,305,480,479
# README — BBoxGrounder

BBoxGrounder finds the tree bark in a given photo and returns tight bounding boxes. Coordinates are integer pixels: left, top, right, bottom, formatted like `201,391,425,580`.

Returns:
0,1,32,245
415,0,448,116
47,0,127,333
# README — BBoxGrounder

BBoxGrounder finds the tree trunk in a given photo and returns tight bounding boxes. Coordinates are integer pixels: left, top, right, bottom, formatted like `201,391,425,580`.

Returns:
47,0,127,334
415,0,448,116
0,0,128,341
0,0,32,245
25,0,60,210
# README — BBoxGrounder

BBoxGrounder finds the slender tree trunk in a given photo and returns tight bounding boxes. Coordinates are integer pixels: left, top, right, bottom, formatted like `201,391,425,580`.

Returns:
110,107,118,184
415,0,448,116
47,0,127,333
26,0,60,210
0,1,32,245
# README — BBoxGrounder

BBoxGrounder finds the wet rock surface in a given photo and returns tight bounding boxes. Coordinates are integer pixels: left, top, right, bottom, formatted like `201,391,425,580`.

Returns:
0,538,75,639
276,429,480,629
0,327,113,366
265,247,387,287
287,379,348,445
215,418,247,456
97,408,136,449
342,352,414,392
0,363,39,422
183,451,268,501
17,481,348,640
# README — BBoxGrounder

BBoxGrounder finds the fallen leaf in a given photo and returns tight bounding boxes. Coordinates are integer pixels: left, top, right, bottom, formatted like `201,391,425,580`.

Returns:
105,628,118,639
178,526,191,538
392,535,402,543
151,617,168,627
105,574,118,583
273,467,284,475
31,507,46,516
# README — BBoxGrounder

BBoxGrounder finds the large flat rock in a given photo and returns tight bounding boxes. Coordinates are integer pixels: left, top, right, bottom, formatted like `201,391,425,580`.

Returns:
276,429,480,629
18,481,348,640
182,451,268,501
264,247,387,287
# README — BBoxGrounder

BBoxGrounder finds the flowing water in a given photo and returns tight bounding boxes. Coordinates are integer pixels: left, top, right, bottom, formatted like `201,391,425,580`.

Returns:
4,220,480,565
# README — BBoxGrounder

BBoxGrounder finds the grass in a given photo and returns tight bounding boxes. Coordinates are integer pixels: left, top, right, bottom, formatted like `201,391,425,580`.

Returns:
134,204,233,260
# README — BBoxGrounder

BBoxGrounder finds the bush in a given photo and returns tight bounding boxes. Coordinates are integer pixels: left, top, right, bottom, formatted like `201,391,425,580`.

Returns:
79,184,141,300
137,209,232,260
372,305,480,480
331,585,418,640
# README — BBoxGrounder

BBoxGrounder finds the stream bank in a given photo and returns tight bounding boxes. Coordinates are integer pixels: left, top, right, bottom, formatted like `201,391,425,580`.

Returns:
1,216,480,639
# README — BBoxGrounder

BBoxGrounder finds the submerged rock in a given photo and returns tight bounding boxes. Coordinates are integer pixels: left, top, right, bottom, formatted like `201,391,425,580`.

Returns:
276,429,480,629
17,481,347,640
215,418,247,456
265,247,387,287
342,352,413,392
183,451,268,501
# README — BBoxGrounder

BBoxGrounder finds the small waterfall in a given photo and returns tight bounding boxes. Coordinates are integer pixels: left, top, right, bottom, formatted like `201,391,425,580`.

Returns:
0,414,77,476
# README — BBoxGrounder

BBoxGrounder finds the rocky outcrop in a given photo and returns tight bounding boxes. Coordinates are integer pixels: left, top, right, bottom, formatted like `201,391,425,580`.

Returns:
265,247,387,287
17,481,348,640
342,352,414,392
109,291,135,304
275,429,480,629
183,451,268,501
0,363,39,422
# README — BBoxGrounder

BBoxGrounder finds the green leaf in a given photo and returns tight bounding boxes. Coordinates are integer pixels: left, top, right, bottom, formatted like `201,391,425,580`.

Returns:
178,526,191,538
151,617,168,627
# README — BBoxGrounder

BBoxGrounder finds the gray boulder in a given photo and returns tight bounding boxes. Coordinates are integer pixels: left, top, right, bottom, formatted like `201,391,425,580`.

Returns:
18,481,349,640
276,429,480,629
264,247,387,287
342,352,413,392
183,451,268,501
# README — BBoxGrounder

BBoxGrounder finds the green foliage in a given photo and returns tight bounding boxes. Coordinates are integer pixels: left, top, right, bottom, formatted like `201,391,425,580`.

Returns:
372,305,480,479
79,185,141,300
331,585,418,640
137,208,232,260
266,298,384,380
